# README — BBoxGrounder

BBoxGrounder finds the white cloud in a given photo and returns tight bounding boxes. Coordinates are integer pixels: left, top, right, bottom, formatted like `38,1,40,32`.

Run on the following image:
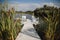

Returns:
8,3,41,11
8,2,60,11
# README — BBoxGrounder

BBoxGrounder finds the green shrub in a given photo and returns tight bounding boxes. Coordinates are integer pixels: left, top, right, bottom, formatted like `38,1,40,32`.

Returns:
34,5,60,40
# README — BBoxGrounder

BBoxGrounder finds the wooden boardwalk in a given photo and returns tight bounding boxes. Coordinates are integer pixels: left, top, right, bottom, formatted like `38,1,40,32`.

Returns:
16,19,41,40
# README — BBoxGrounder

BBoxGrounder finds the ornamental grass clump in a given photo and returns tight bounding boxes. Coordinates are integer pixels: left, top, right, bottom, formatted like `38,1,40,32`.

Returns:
0,8,22,40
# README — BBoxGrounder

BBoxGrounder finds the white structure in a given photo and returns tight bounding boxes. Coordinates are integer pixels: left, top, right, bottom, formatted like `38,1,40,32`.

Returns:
32,16,39,25
22,16,26,21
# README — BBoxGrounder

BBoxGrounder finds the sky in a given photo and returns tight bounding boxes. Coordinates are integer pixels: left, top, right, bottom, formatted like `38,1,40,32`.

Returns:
0,0,60,11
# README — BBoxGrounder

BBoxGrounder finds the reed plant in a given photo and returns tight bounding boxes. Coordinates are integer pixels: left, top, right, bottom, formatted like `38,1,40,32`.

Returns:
0,8,22,40
34,5,60,40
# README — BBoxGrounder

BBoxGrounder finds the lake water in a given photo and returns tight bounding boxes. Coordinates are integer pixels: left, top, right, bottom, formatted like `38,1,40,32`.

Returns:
14,13,39,24
14,13,34,21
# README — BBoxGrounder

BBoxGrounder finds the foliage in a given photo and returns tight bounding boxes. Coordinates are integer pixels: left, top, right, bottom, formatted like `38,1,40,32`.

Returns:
0,8,22,40
34,5,60,40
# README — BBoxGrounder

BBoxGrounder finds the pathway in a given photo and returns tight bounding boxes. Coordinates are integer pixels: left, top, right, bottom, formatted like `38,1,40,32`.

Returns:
16,19,41,40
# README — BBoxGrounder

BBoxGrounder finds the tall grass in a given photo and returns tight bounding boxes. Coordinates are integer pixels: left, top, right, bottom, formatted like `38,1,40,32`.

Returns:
34,5,60,40
0,8,22,40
